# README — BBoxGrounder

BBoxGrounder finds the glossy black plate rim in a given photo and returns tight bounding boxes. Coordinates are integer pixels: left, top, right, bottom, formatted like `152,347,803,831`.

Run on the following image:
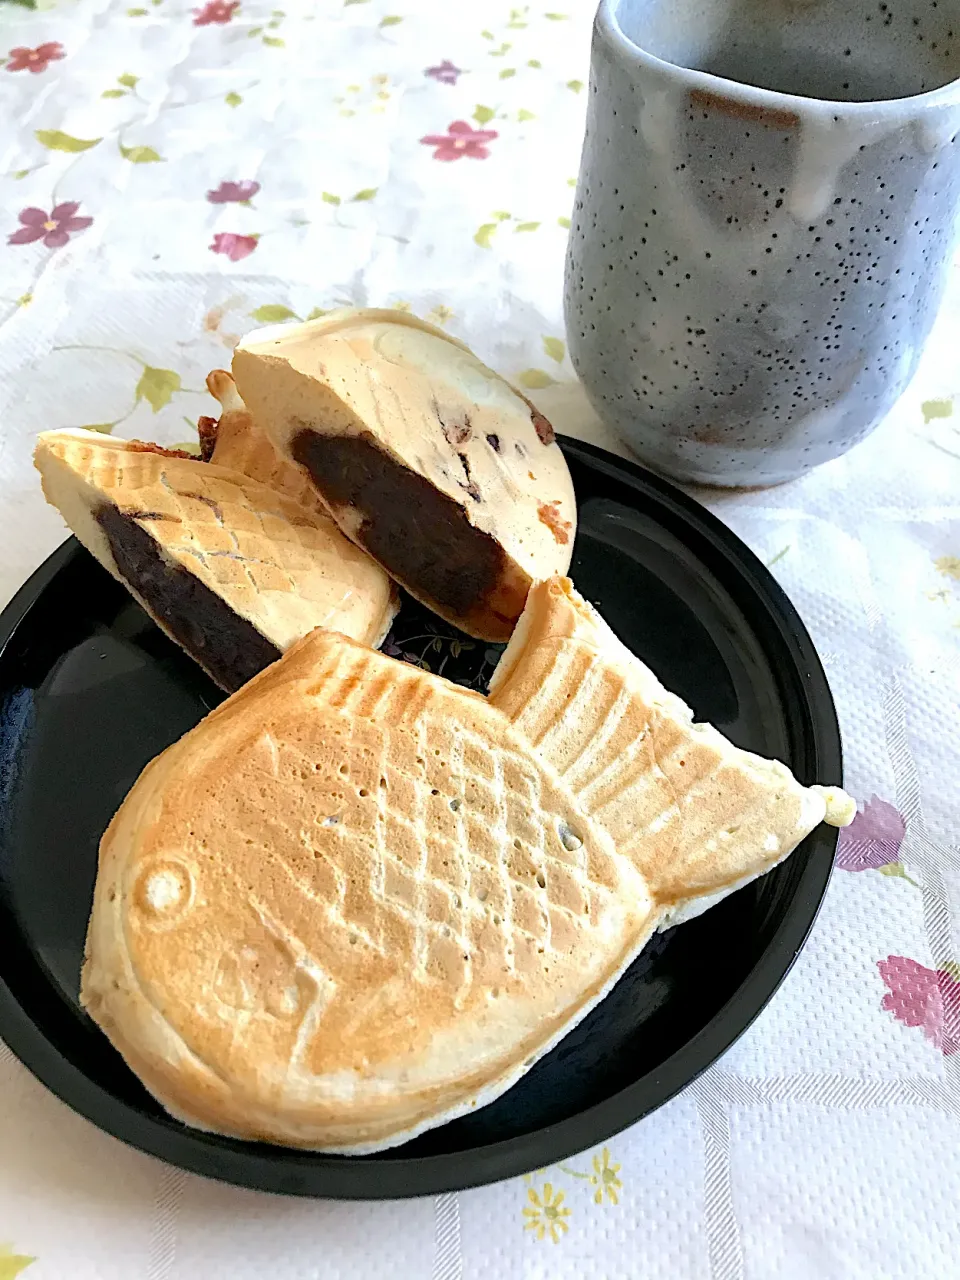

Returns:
0,437,841,1199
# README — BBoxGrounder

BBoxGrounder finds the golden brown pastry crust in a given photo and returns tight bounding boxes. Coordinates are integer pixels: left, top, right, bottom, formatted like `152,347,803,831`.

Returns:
489,577,848,927
232,309,577,641
80,628,658,1151
34,429,399,682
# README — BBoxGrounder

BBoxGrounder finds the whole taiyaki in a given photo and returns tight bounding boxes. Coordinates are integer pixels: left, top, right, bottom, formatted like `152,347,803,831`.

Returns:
34,429,397,692
80,629,659,1152
231,309,577,642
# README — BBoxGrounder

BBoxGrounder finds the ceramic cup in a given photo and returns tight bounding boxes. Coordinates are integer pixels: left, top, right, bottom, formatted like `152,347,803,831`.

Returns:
565,0,960,486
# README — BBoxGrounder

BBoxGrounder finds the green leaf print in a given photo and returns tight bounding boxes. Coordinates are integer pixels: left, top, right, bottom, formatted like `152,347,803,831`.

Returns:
517,108,536,121
250,305,298,323
379,14,403,25
0,1245,35,1279
136,367,181,412
120,143,163,163
102,89,126,98
474,223,498,248
517,368,554,389
225,91,242,107
322,192,341,205
567,79,583,92
542,336,565,363
557,215,571,228
351,188,378,201
515,221,540,231
262,34,285,46
473,104,495,124
35,130,101,153
499,68,516,79
118,72,139,88
922,398,953,424
878,862,919,887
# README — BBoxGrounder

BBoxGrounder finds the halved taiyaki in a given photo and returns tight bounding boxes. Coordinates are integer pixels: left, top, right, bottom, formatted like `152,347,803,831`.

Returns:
231,309,577,642
80,629,659,1152
200,369,331,516
34,430,398,693
488,577,855,928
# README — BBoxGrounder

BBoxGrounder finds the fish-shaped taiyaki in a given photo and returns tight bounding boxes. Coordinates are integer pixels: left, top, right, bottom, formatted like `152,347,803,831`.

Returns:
80,628,658,1151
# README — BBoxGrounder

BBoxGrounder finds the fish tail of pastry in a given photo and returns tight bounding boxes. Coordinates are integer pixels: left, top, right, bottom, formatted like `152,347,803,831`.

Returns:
489,576,855,923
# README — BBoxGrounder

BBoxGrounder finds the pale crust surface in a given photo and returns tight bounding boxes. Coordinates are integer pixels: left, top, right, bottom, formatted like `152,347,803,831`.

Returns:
80,630,659,1151
205,369,334,518
231,309,577,640
489,577,853,926
34,429,398,675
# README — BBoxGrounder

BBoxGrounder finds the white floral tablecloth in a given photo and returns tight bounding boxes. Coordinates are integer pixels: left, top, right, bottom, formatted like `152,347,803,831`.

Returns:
1,1,959,1276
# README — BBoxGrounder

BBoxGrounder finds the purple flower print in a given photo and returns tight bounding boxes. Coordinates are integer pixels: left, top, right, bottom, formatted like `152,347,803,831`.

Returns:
8,203,92,248
425,60,463,86
207,180,260,204
878,956,960,1056
835,795,905,871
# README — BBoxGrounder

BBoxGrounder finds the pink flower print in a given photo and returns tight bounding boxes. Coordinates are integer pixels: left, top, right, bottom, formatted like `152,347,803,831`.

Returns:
835,796,906,871
207,180,260,204
878,956,960,1056
193,0,239,26
425,60,462,86
8,203,93,249
6,42,65,74
420,120,498,162
210,232,258,261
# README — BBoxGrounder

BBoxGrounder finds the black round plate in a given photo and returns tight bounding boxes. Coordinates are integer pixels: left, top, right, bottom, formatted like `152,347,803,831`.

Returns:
0,438,842,1198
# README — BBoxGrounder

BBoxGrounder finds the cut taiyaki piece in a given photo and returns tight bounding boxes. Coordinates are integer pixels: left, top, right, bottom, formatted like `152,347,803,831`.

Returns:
231,308,577,642
488,577,855,929
80,629,660,1153
201,369,332,517
34,429,398,693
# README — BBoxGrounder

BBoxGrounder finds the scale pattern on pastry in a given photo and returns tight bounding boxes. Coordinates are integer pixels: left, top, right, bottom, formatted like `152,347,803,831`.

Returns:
489,577,854,927
80,629,659,1152
34,429,397,691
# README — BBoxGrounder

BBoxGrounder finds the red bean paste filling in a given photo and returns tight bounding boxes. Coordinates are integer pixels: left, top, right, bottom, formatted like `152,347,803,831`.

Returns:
96,504,280,693
291,429,507,617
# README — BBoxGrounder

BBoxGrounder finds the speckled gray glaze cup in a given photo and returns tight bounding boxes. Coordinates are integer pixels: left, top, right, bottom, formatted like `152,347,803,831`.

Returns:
566,0,960,486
